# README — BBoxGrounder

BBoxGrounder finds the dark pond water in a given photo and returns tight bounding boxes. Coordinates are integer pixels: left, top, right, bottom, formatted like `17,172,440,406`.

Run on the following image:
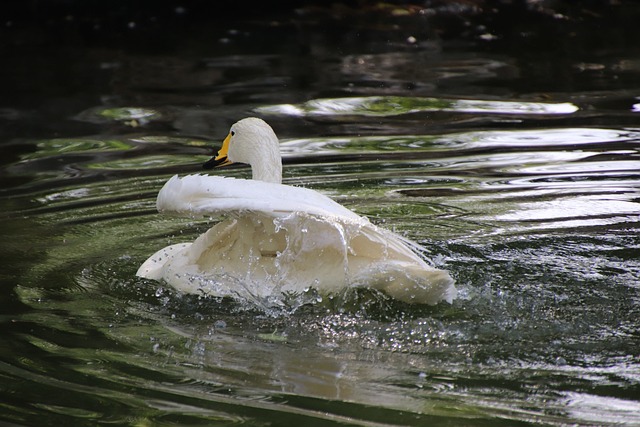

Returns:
1,3,640,426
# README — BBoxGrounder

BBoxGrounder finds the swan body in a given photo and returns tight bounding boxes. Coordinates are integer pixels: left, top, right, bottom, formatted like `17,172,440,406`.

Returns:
137,118,456,305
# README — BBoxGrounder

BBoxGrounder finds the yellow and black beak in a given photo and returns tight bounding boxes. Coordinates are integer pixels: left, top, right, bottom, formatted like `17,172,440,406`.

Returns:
203,132,233,169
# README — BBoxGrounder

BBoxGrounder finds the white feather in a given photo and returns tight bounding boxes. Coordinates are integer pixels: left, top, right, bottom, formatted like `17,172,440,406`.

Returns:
157,174,363,222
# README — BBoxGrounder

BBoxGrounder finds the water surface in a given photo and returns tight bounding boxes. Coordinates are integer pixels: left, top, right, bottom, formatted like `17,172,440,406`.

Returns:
1,3,640,426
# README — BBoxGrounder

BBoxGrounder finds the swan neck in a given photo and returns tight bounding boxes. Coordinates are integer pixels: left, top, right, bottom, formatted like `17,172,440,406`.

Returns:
248,129,282,184
252,159,282,183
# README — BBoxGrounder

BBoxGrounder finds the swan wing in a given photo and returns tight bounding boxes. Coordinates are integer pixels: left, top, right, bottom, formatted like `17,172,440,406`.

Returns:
156,174,364,222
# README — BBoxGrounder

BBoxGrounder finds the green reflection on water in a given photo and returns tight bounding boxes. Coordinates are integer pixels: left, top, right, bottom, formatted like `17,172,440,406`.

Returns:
258,96,579,117
281,135,443,155
99,107,161,121
22,138,135,160
131,136,212,148
86,155,208,170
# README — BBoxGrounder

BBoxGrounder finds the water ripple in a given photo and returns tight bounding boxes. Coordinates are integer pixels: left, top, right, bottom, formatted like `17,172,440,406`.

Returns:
257,96,578,117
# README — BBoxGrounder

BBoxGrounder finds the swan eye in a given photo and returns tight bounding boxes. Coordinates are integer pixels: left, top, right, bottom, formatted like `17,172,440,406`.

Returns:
231,131,235,136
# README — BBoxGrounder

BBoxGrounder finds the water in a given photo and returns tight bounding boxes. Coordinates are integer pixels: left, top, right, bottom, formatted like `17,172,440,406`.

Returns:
2,3,640,426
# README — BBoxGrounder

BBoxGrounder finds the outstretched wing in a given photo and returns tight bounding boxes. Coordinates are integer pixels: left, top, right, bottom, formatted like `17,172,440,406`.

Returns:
156,174,365,222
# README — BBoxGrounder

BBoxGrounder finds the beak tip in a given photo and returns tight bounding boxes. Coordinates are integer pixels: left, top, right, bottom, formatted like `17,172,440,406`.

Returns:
202,156,229,170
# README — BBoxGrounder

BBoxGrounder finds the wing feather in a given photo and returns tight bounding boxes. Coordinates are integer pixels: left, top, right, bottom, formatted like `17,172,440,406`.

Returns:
156,174,365,222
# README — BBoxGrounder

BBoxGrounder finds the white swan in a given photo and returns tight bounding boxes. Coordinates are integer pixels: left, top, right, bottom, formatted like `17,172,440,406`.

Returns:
137,118,456,305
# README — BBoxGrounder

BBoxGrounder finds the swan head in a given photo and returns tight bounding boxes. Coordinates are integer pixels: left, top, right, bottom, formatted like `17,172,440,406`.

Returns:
203,117,282,184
